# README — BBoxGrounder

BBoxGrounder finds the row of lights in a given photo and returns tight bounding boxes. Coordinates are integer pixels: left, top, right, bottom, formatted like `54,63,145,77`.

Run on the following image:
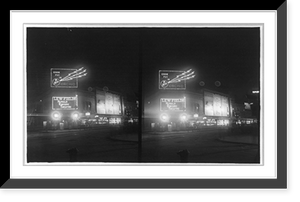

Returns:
51,111,81,121
160,113,208,123
160,113,188,122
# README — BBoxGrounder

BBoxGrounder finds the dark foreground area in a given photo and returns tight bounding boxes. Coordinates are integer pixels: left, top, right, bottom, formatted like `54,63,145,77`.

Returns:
27,125,259,164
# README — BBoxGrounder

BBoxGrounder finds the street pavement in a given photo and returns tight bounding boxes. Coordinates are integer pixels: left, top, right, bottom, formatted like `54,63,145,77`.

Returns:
27,126,259,164
110,129,259,145
108,127,259,163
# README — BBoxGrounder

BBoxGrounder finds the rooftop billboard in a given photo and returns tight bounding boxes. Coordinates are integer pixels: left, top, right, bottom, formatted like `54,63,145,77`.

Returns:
50,67,87,88
158,70,186,90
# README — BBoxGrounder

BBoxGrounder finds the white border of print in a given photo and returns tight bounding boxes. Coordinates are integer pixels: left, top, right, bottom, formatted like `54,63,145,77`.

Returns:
10,10,276,179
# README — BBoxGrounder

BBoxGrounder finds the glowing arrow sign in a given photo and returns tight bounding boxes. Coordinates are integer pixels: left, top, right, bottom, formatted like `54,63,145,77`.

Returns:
50,67,87,88
159,69,195,90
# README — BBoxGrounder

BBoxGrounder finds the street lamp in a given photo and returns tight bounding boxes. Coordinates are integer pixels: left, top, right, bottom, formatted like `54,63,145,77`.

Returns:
160,113,169,122
51,111,61,121
180,113,188,122
72,111,80,120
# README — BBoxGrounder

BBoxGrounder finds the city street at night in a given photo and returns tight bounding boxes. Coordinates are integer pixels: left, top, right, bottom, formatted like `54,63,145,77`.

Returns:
25,26,262,165
27,126,259,164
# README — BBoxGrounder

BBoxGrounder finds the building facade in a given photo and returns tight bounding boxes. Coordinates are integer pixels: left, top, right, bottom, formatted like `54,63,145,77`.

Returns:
143,89,234,131
27,87,137,131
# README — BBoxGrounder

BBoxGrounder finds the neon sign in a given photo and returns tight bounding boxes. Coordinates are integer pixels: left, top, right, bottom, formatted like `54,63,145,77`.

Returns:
52,96,78,110
160,98,186,111
50,67,87,88
159,69,195,90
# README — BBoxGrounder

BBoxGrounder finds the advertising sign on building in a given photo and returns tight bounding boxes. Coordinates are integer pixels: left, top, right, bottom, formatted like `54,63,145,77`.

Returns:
50,67,87,88
105,93,114,114
204,92,229,117
96,91,122,115
51,68,78,88
159,70,186,90
158,69,195,90
221,96,229,116
213,94,222,116
96,92,106,114
52,96,78,110
160,98,186,111
204,92,214,116
113,95,121,115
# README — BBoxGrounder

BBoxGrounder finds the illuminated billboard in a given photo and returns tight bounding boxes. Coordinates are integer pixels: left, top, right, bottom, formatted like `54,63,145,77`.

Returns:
221,96,229,116
213,94,222,116
204,92,214,116
50,67,87,88
159,70,186,90
96,91,122,115
160,98,186,111
52,96,78,110
158,69,195,90
204,92,229,117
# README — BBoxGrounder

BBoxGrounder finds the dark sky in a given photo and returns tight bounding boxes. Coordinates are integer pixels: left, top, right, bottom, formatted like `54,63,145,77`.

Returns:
27,27,260,102
140,28,261,100
27,28,140,100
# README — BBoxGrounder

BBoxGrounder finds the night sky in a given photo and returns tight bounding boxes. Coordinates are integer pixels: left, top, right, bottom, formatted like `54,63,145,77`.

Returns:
140,28,261,100
27,27,260,103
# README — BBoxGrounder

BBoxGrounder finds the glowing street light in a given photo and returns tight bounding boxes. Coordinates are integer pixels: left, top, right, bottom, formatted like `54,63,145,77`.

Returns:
180,113,188,122
160,113,169,122
72,111,80,120
51,111,61,121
